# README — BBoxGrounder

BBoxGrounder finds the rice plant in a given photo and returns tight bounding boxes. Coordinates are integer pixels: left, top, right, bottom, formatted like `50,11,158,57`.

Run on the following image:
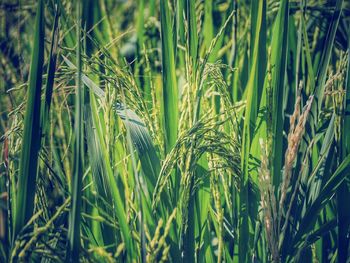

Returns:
0,0,350,262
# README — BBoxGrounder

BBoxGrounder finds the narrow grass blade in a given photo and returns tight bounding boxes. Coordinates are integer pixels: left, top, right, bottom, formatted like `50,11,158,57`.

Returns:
176,0,185,68
41,4,60,137
186,0,198,80
203,0,214,51
270,0,289,188
67,1,84,260
239,1,266,262
160,0,178,152
12,0,44,242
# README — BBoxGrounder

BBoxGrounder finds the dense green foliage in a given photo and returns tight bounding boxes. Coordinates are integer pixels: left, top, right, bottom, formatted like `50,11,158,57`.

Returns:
1,0,350,262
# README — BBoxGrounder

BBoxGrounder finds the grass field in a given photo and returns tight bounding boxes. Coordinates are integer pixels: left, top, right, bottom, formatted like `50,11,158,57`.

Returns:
0,0,350,262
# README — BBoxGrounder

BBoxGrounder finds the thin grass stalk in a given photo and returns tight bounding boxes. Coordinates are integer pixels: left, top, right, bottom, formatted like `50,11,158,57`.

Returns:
239,1,265,261
67,1,84,260
176,0,185,68
186,0,198,82
41,3,59,138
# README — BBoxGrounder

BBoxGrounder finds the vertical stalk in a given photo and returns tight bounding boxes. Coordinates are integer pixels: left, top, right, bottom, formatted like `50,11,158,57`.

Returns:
160,0,178,153
67,1,84,261
12,0,44,243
